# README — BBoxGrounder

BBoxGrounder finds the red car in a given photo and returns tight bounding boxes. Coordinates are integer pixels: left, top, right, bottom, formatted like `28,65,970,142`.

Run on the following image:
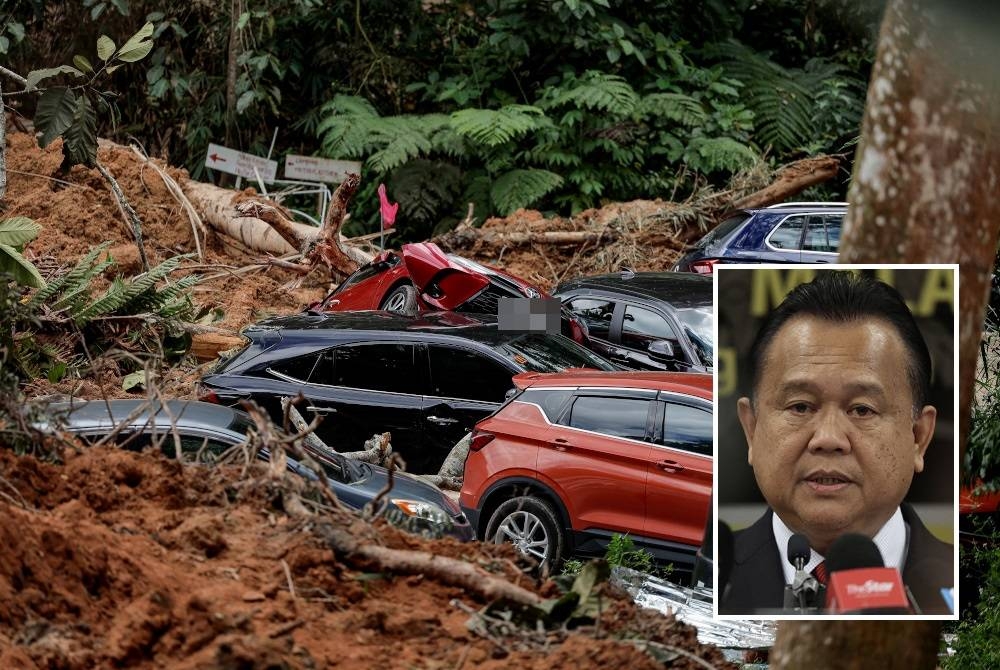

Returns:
312,242,589,344
460,369,712,571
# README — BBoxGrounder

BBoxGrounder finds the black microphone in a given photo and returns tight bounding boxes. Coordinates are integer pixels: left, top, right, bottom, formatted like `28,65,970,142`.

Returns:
825,534,910,614
717,521,734,602
785,533,821,611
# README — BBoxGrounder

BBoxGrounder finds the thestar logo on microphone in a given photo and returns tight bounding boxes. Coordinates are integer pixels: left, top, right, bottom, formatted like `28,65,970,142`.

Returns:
846,580,896,596
827,567,910,613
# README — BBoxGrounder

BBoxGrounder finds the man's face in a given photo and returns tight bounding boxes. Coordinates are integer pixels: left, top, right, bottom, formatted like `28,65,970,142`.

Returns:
737,315,936,553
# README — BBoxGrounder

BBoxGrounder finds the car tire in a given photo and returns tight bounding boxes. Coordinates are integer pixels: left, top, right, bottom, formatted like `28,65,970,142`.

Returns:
380,283,419,315
485,495,565,571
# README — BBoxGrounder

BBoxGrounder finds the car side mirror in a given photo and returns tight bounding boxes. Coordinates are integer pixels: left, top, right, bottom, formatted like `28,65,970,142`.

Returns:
647,340,675,361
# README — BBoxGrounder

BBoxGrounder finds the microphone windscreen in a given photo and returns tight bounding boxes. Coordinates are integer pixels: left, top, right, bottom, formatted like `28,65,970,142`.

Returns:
826,533,885,574
787,533,811,565
718,520,734,595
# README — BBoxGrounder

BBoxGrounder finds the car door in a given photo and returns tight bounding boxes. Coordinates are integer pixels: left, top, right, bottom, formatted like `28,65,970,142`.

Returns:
538,391,656,538
560,296,619,361
644,396,713,546
757,213,806,263
615,303,693,372
800,213,842,264
422,344,513,469
276,342,428,467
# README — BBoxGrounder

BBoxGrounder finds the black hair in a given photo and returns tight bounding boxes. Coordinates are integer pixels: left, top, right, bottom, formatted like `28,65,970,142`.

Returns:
748,271,932,411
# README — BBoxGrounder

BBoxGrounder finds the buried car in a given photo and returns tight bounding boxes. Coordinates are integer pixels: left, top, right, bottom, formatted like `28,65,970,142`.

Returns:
460,369,712,573
554,271,713,373
199,311,616,474
45,399,473,540
311,241,590,344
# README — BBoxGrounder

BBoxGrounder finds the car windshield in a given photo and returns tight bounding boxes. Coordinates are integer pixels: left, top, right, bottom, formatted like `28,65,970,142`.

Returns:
675,306,714,367
490,333,616,372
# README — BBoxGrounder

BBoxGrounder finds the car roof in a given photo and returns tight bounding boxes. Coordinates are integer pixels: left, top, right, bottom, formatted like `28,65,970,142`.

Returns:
556,272,712,307
46,399,250,434
251,310,501,334
512,370,712,399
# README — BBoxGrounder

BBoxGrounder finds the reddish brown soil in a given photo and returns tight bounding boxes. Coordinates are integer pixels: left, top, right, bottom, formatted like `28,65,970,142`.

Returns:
0,447,733,669
4,130,325,333
2,130,734,668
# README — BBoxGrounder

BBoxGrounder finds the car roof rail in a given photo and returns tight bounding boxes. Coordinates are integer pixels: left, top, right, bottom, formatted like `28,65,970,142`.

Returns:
765,201,849,209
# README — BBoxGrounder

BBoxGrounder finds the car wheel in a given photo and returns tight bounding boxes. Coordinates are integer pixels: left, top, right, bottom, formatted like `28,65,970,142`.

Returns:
380,283,419,315
485,495,565,570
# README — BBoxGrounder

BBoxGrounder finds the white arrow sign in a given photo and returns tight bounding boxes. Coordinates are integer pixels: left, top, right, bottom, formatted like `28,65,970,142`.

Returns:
285,154,362,183
204,143,278,182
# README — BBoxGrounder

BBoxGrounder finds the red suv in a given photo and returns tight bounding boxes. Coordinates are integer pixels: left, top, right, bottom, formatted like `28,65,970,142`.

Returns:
460,370,712,571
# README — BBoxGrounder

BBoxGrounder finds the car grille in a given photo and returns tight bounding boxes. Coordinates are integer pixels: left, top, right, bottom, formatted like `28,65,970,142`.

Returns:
457,288,500,315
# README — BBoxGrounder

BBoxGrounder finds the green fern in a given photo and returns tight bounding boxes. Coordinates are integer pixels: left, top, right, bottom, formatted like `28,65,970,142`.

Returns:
44,243,115,312
711,40,862,153
685,136,759,173
547,71,639,114
490,168,563,215
450,105,544,147
637,93,708,127
388,159,464,227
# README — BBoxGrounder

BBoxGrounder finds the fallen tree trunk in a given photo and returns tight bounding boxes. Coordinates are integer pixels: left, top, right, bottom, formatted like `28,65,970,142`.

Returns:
731,155,841,211
440,229,620,249
183,180,317,255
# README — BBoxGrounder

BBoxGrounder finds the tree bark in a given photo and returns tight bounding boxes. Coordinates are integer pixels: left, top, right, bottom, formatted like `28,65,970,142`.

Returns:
731,156,841,210
183,180,316,255
771,621,941,670
777,0,1000,665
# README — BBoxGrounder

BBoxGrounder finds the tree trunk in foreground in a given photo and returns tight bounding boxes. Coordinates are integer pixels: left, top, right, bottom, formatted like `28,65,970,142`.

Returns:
777,0,1000,666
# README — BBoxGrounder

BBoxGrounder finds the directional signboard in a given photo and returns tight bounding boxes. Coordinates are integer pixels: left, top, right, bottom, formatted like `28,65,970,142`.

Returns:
204,143,278,183
285,154,362,183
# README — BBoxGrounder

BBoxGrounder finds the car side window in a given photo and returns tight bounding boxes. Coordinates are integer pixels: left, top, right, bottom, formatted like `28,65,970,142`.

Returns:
565,396,651,442
270,352,323,382
517,388,574,421
332,343,419,395
621,305,677,351
564,298,615,340
802,214,842,253
768,215,806,250
428,345,512,403
662,403,712,456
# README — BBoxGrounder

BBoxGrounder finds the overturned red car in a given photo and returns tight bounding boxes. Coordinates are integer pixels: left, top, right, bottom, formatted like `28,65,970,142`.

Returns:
312,242,590,344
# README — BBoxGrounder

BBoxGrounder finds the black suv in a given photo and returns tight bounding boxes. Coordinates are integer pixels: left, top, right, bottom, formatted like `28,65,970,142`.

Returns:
200,311,614,474
554,272,713,373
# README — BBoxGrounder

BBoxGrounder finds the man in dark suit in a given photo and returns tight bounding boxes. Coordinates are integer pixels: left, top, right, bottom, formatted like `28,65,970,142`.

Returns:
719,272,953,615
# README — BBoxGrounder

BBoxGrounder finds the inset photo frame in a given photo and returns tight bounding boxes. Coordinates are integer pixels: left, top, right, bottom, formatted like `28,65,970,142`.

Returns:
713,265,958,620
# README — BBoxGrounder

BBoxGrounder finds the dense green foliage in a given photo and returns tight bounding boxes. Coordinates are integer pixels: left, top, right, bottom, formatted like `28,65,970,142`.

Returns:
4,0,881,239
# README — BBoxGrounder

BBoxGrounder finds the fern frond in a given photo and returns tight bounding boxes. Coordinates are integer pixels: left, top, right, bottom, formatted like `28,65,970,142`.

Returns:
30,242,110,309
638,93,708,127
450,105,544,147
686,137,760,173
548,72,638,114
490,169,563,215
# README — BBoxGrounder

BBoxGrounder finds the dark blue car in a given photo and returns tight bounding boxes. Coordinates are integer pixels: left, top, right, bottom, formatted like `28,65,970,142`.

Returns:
672,202,846,273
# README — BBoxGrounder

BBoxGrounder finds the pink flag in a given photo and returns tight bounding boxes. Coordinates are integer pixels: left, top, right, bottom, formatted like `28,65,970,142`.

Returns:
378,183,399,230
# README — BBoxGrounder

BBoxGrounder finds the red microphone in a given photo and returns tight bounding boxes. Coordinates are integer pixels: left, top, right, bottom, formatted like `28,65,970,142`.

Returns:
824,534,911,614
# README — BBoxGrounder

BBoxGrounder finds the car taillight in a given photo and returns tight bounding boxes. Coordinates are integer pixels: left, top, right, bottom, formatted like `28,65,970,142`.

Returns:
469,430,496,452
690,259,719,274
197,385,219,404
